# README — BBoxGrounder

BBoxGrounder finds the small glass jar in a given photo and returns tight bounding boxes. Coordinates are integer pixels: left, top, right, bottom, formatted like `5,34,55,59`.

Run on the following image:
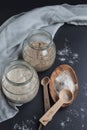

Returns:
2,60,39,104
22,29,56,72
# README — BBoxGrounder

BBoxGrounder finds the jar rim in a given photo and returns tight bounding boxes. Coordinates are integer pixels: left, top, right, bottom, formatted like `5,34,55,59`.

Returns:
4,60,34,86
25,29,53,50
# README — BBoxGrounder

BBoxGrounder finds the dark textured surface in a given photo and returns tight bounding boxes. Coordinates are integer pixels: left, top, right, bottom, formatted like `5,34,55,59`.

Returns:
0,1,87,130
0,0,87,26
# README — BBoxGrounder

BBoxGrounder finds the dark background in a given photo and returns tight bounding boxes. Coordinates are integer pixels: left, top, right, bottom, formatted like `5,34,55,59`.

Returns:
0,0,87,25
0,0,87,130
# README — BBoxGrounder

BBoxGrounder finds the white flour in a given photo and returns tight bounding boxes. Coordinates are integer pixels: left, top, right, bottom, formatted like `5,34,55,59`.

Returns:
66,117,72,122
2,64,39,103
62,93,70,101
60,117,72,129
67,109,79,118
13,116,37,130
82,124,85,128
54,70,76,94
65,105,87,129
7,68,32,83
57,38,79,65
60,121,65,128
83,82,87,96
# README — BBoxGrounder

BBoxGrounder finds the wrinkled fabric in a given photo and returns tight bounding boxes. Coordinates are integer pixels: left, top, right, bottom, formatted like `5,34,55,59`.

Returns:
0,4,87,122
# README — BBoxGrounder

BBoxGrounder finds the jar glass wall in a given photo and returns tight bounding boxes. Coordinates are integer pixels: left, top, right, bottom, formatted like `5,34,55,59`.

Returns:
22,29,56,72
2,60,39,104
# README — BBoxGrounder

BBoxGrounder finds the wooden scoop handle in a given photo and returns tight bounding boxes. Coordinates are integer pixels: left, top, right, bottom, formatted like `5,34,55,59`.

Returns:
38,81,51,130
43,84,51,112
39,99,63,126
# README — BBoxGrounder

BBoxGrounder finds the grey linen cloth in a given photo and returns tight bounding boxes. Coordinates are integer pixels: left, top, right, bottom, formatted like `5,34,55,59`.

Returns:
0,4,87,122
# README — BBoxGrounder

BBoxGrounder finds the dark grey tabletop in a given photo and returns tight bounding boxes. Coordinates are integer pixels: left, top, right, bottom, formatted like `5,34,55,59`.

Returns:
0,1,87,130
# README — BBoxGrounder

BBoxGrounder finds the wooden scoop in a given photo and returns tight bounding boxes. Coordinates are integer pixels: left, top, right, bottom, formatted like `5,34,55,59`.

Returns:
41,76,51,112
38,76,51,130
39,89,74,126
49,64,78,105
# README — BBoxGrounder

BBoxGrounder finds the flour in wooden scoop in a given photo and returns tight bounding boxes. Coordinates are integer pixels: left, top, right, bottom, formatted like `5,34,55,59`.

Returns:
54,70,76,94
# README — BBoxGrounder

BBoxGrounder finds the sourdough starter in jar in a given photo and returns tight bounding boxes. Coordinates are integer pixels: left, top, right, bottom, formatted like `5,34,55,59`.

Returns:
22,29,56,72
2,60,39,104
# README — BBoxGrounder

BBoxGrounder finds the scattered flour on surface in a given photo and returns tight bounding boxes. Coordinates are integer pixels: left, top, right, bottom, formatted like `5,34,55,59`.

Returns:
80,108,85,112
60,117,72,129
59,108,86,129
67,106,86,121
82,124,85,128
83,83,87,96
66,117,72,122
13,116,37,130
57,38,79,65
67,109,79,118
60,121,65,128
80,106,86,121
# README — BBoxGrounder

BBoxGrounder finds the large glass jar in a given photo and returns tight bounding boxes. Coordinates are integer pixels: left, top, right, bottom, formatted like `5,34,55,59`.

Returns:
2,60,39,104
22,29,56,72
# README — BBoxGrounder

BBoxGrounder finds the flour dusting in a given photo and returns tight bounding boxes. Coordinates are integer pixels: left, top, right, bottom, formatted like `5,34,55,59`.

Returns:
83,83,87,96
66,108,80,120
66,117,72,122
60,121,65,128
82,124,85,128
80,106,86,121
13,116,37,130
60,117,72,129
57,38,79,65
80,108,84,112
59,106,87,129
67,105,86,121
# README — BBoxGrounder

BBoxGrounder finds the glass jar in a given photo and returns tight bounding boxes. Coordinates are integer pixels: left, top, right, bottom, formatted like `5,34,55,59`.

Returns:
22,29,56,72
2,60,39,104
